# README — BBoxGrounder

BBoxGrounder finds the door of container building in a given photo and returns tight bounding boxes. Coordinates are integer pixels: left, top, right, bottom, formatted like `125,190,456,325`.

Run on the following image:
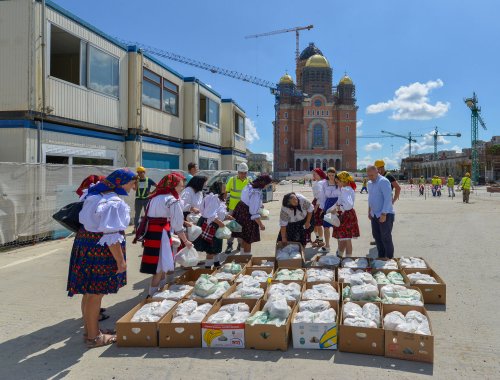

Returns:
142,152,179,169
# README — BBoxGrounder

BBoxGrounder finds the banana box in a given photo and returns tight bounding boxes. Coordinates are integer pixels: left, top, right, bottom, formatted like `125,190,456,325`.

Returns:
248,256,276,270
291,300,339,350
201,298,258,348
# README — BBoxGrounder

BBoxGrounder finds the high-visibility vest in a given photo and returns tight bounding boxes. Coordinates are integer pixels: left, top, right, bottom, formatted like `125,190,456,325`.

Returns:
447,178,454,187
461,177,471,190
137,177,150,199
227,176,249,211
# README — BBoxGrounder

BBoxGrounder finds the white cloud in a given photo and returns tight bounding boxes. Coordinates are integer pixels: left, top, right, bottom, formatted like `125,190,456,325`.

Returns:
357,155,372,169
261,152,274,162
366,80,450,120
394,129,453,159
356,120,363,129
451,145,462,153
364,142,383,152
245,118,260,144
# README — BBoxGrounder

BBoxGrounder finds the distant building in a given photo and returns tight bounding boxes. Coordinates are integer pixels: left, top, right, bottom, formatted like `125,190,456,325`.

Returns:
247,151,272,173
0,0,247,170
274,43,357,177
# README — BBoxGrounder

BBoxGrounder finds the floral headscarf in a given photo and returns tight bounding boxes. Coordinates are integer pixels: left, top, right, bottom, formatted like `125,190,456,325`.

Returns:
87,169,136,196
76,175,105,197
312,168,327,180
149,173,185,199
337,171,357,190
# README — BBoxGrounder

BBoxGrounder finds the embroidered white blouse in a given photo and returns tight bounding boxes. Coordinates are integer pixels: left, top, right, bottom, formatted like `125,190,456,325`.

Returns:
318,181,342,209
332,186,355,212
240,185,263,220
312,179,325,200
279,194,314,227
200,193,228,225
79,193,130,246
147,194,185,233
180,187,204,213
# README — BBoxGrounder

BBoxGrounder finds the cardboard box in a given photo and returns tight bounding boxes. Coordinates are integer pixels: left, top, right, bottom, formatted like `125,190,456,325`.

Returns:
370,258,400,271
275,242,305,268
248,256,276,269
189,281,233,303
301,281,340,304
337,267,371,284
201,298,258,348
273,267,306,283
264,281,304,301
341,256,372,269
154,283,194,300
306,267,336,282
116,298,178,347
223,282,267,301
371,269,411,290
245,300,296,351
338,301,384,356
291,300,339,350
175,268,215,286
397,257,432,271
382,304,434,363
402,269,446,304
225,254,252,266
158,299,217,348
235,266,274,283
212,268,242,284
311,254,341,269
380,285,424,306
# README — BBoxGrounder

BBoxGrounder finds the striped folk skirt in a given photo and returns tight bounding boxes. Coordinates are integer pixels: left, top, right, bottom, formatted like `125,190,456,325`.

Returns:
140,218,172,275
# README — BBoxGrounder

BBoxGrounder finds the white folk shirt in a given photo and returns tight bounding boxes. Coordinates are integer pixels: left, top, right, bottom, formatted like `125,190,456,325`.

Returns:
200,193,228,225
279,194,314,227
240,185,263,220
332,186,355,212
312,179,325,201
79,193,130,246
318,181,342,210
180,187,204,212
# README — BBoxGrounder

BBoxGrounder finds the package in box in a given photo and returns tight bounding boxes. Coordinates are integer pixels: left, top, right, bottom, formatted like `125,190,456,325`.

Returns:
223,282,268,301
372,269,411,290
291,300,339,350
382,304,434,363
397,257,432,271
273,267,306,283
175,268,215,286
264,281,304,302
158,299,217,348
245,300,295,351
340,256,372,269
201,298,258,348
275,242,305,268
338,301,384,356
248,256,276,269
402,269,446,305
236,266,274,283
301,281,340,303
116,298,177,347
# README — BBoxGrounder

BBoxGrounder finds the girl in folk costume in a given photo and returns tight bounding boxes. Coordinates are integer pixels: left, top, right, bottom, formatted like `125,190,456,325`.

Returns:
180,175,207,218
311,168,327,248
67,169,137,348
139,173,193,297
193,181,232,268
318,167,342,254
76,175,105,200
232,174,273,254
329,171,360,257
278,192,314,247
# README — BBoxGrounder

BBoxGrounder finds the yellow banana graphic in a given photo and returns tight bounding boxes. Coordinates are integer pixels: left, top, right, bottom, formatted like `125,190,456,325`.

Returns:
204,329,223,346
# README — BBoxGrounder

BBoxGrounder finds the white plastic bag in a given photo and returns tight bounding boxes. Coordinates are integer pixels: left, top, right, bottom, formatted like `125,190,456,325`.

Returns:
323,212,340,227
186,213,201,224
175,246,200,267
215,226,232,239
187,225,202,241
259,208,270,219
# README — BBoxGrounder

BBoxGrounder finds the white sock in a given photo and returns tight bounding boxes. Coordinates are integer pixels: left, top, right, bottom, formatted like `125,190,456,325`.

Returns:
158,278,167,290
148,286,158,297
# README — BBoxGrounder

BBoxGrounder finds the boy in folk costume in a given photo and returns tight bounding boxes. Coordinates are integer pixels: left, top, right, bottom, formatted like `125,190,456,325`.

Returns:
311,168,327,248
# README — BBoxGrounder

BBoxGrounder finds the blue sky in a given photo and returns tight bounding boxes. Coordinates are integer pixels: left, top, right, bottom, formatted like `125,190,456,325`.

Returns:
54,0,500,169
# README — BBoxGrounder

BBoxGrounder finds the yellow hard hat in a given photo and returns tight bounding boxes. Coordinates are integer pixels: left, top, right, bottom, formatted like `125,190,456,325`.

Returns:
374,160,385,168
137,166,146,173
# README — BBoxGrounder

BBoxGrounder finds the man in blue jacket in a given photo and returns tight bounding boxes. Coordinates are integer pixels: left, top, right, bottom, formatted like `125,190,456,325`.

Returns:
367,165,395,258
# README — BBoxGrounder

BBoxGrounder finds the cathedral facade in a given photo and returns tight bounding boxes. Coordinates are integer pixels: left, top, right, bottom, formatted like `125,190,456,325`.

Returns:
274,43,357,176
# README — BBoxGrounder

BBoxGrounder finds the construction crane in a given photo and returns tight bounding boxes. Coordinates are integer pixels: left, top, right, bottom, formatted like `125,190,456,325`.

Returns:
432,126,461,160
245,25,314,63
123,41,305,177
381,130,424,158
464,92,487,183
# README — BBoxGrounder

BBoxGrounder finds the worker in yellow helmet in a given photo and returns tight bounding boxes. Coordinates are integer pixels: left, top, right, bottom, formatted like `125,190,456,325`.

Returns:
447,175,455,198
418,176,425,196
224,163,250,253
134,166,157,230
459,172,472,203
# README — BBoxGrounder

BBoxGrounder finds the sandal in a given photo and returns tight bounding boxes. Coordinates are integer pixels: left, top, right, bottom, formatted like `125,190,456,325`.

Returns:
86,333,117,349
83,328,116,341
316,240,325,247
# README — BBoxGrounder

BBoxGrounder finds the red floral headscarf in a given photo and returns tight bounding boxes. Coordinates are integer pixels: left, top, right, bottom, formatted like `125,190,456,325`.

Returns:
149,173,185,199
76,175,105,197
312,168,327,180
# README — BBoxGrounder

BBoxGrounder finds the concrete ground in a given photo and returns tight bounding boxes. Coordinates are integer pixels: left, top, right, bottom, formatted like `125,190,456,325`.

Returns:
0,183,499,379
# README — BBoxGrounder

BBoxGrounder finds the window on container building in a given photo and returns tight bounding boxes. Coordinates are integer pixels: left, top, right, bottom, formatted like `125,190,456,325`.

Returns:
199,158,219,170
142,69,162,109
200,95,220,128
234,113,245,136
89,46,119,97
163,79,178,115
50,25,82,85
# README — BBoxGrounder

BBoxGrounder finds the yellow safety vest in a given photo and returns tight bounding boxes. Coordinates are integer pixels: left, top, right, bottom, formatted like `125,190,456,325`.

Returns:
447,178,454,187
227,176,249,211
461,177,471,190
137,177,150,199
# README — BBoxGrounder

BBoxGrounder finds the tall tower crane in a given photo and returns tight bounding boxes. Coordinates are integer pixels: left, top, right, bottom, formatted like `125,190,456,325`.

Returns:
432,126,461,160
381,130,425,158
464,92,487,182
245,25,314,63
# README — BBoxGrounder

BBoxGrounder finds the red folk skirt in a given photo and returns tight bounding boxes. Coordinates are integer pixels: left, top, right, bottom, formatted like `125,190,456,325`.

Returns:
231,202,260,244
140,217,172,275
312,198,324,226
332,209,360,240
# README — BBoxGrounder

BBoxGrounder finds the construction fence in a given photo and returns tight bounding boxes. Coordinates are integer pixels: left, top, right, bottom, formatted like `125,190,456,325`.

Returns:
0,163,220,249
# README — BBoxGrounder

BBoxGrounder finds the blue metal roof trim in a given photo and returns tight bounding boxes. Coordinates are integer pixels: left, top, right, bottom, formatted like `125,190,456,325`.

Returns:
43,1,128,51
126,134,183,148
141,52,184,80
184,77,222,99
183,143,221,154
221,98,246,114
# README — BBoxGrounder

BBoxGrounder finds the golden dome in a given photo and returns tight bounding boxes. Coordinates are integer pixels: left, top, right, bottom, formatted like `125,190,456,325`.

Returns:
339,74,353,85
279,73,294,84
305,54,330,68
